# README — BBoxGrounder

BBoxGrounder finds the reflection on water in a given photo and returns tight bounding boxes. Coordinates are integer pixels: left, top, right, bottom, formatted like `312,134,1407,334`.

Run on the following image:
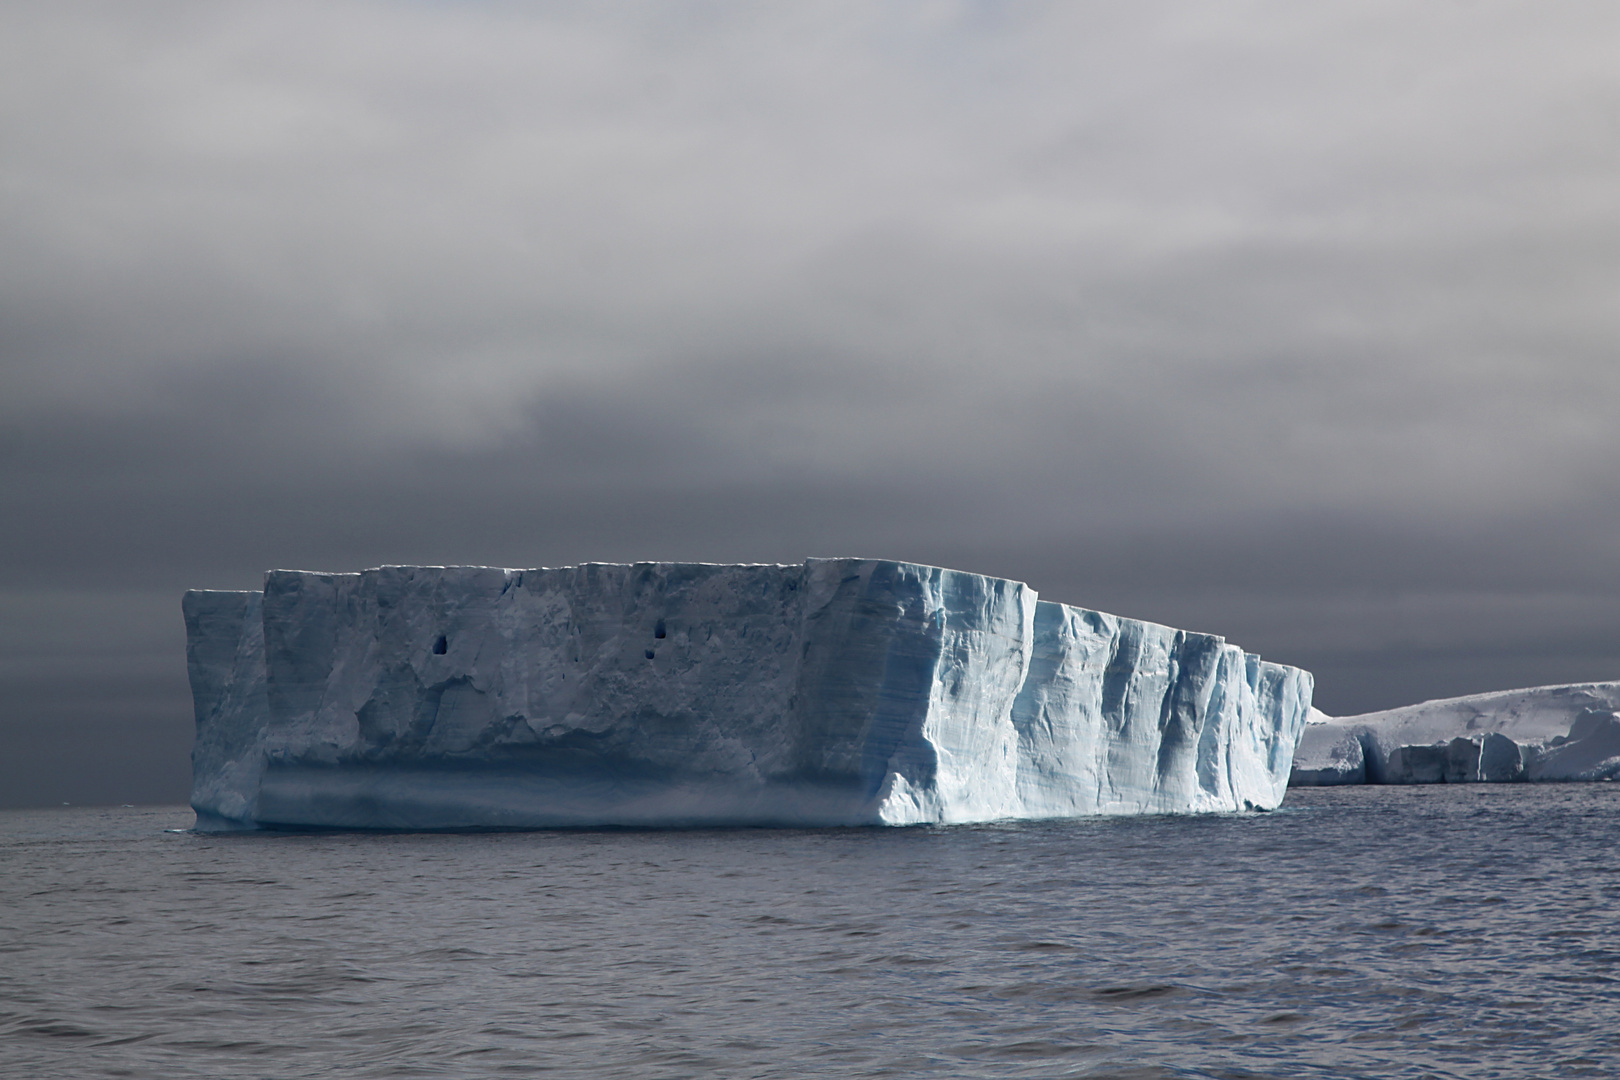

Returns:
3,785,1618,1078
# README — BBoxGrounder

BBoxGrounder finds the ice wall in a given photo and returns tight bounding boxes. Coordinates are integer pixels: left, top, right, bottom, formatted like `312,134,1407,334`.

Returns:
1289,683,1620,786
1010,603,1307,816
185,559,1313,830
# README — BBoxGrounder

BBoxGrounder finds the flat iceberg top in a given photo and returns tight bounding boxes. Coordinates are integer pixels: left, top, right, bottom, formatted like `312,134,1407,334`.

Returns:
185,558,1314,830
261,561,1216,637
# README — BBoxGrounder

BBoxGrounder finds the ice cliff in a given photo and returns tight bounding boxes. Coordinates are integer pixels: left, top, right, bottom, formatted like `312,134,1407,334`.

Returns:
1289,682,1620,786
185,560,1313,831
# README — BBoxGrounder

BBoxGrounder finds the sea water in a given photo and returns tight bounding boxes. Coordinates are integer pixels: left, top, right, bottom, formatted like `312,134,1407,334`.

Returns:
3,786,1617,1079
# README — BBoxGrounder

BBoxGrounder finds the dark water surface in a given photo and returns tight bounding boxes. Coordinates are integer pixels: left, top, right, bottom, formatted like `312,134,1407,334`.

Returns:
3,786,1618,1079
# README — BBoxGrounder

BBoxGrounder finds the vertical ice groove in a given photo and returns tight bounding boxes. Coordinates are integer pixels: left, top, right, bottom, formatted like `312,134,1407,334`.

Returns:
185,559,1312,829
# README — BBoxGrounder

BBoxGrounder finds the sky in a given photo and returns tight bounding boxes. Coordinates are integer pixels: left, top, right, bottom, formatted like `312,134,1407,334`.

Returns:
4,1,1620,807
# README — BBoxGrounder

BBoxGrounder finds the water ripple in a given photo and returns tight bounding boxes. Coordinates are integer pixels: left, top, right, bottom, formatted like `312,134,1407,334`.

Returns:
3,787,1619,1077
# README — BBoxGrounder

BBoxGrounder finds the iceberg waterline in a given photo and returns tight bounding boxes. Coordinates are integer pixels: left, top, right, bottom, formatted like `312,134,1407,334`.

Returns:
185,559,1314,831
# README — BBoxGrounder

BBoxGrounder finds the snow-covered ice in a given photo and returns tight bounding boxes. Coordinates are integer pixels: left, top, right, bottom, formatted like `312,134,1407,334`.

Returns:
185,560,1313,830
1289,683,1620,786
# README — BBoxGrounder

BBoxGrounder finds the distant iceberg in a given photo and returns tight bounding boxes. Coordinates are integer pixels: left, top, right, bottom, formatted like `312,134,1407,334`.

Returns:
1289,683,1620,786
185,560,1313,830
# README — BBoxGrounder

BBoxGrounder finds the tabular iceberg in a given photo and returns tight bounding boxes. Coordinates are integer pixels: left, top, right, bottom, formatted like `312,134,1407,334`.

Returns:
1289,682,1620,786
185,559,1313,831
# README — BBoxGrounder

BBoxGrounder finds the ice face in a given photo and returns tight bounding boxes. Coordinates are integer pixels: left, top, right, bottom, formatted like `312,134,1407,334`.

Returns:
1009,603,1308,815
1287,722,1366,786
182,589,270,829
1288,683,1620,786
186,559,1313,830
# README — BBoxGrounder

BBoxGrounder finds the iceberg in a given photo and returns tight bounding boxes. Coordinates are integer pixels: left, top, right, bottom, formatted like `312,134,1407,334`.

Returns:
185,560,1313,830
1289,682,1620,786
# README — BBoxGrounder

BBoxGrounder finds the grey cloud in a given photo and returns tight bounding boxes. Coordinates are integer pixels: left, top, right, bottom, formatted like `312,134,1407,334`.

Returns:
3,2,1619,805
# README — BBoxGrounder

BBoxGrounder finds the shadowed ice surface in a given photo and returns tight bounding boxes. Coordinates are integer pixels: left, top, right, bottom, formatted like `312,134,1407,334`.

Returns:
3,786,1618,1078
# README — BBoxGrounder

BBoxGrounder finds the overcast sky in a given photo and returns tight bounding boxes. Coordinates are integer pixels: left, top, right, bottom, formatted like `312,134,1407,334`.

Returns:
4,1,1620,807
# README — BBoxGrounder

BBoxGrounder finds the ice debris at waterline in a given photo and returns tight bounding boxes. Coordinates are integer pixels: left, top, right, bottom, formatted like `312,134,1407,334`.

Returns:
1289,682,1620,786
185,560,1314,831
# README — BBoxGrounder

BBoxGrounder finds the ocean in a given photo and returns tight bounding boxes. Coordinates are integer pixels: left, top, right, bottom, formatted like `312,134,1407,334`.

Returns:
3,785,1617,1079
